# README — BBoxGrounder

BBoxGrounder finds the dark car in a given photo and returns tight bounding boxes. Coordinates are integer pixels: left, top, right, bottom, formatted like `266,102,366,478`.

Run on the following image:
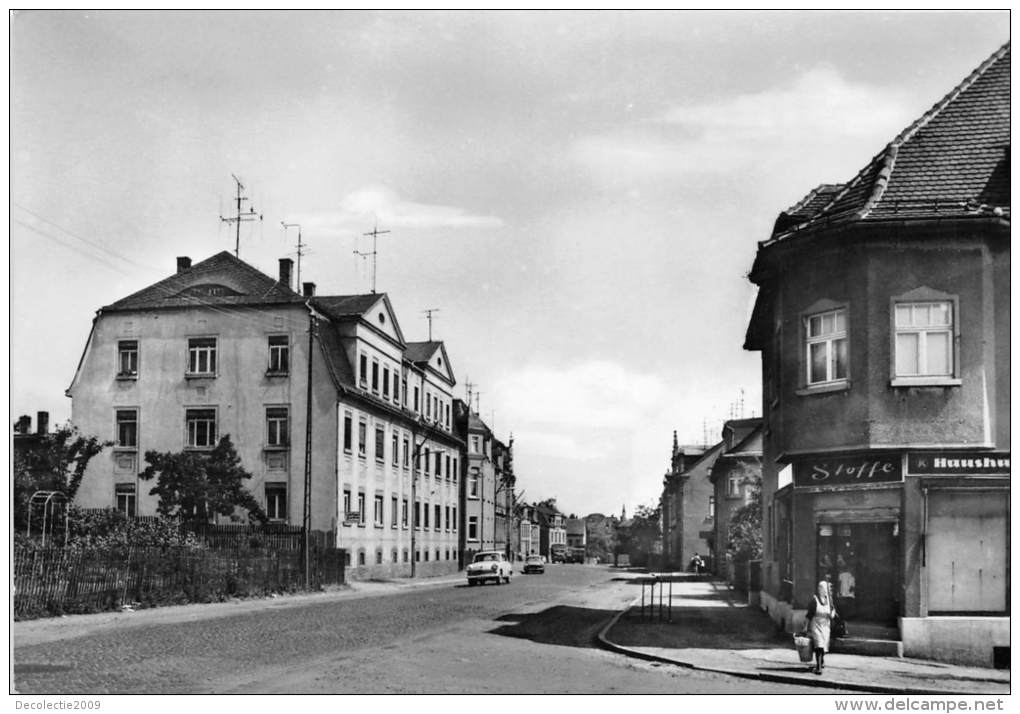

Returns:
523,555,545,574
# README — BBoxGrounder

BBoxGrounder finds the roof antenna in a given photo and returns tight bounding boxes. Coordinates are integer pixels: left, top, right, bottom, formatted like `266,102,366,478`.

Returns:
281,222,307,286
422,308,440,341
354,219,390,294
220,174,263,259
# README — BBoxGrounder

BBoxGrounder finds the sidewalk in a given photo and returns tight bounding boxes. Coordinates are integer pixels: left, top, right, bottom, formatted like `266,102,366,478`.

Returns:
599,574,1010,695
13,572,465,648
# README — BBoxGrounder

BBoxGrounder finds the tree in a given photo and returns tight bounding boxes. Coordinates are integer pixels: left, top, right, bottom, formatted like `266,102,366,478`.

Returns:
13,425,110,531
619,503,661,567
726,467,763,562
140,436,267,524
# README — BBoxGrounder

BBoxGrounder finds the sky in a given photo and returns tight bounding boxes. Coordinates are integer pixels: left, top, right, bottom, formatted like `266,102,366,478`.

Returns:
9,10,1010,519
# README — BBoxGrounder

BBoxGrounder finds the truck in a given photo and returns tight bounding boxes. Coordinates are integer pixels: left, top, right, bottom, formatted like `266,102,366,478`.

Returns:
549,543,568,563
567,547,586,564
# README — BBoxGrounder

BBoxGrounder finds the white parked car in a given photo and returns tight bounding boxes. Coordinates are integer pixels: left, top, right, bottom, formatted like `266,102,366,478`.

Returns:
466,551,512,586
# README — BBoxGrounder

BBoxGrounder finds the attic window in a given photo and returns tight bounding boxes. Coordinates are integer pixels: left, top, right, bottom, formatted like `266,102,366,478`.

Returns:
378,313,386,325
437,357,442,366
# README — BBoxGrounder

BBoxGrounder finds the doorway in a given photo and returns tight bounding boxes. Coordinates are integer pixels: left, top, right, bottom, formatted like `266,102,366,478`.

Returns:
817,521,899,626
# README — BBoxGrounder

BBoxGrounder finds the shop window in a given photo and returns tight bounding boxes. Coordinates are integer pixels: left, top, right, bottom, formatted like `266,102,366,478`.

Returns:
927,492,1007,614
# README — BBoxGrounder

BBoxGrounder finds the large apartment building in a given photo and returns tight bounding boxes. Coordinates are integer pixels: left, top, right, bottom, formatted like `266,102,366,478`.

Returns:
67,251,465,578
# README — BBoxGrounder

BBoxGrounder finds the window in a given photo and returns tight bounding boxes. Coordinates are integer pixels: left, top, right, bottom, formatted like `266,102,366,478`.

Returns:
445,506,450,531
358,551,365,566
391,432,399,464
268,335,289,374
727,474,741,498
895,302,953,377
435,451,442,478
425,392,431,419
445,455,451,480
402,498,409,527
266,483,286,521
374,495,384,526
383,366,390,398
402,549,408,563
402,437,410,468
343,413,353,452
371,361,379,392
357,493,365,524
115,483,136,518
424,447,431,475
375,426,385,462
469,469,479,498
452,506,457,531
805,308,847,385
424,551,429,562
452,457,458,483
187,337,217,375
471,436,480,454
424,502,430,529
376,550,383,565
434,504,441,531
391,496,398,527
118,340,138,377
359,354,368,387
266,407,289,447
402,379,408,406
358,420,367,456
393,373,400,403
414,386,420,412
414,501,421,529
445,403,451,429
343,489,351,516
186,408,217,448
391,549,397,564
468,515,479,541
116,409,138,448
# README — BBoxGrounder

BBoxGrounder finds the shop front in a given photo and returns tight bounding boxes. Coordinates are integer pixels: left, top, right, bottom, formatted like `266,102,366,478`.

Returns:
790,452,904,634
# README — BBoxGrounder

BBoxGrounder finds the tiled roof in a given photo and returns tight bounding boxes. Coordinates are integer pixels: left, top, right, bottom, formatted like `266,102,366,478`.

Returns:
316,322,357,392
404,341,441,364
311,294,382,321
105,251,303,311
771,43,1010,242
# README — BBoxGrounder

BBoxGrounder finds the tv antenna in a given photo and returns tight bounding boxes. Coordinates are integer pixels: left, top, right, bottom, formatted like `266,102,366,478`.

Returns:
354,220,390,293
281,222,307,286
422,308,440,340
220,174,263,258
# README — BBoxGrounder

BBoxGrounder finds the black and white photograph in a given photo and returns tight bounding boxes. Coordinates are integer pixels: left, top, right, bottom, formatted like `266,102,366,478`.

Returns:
10,9,1010,703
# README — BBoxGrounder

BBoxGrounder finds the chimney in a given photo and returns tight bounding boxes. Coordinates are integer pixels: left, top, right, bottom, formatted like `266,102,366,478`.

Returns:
279,258,293,290
16,415,30,434
37,411,49,435
176,256,191,273
302,282,316,297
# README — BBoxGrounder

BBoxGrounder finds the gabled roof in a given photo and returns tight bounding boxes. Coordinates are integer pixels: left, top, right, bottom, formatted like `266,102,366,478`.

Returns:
404,341,441,363
769,42,1010,244
311,294,383,321
104,251,303,311
405,340,456,385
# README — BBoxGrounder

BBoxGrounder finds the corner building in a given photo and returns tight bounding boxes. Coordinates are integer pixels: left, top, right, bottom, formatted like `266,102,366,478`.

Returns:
744,44,1009,667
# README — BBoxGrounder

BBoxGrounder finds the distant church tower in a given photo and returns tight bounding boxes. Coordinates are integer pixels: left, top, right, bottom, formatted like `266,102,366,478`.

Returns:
620,504,627,521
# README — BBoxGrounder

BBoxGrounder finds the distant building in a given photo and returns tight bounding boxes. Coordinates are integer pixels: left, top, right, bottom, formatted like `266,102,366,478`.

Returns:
564,517,586,549
493,437,516,559
533,503,566,559
455,401,496,563
744,44,1009,666
660,432,707,569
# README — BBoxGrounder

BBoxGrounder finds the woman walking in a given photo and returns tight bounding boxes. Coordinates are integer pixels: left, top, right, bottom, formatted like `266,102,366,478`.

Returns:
805,580,836,674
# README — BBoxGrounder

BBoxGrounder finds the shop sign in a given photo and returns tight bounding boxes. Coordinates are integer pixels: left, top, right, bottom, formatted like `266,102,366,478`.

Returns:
793,454,902,487
907,451,1010,475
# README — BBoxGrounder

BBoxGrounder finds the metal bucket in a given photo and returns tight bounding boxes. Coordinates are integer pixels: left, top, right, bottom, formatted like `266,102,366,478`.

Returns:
794,635,814,663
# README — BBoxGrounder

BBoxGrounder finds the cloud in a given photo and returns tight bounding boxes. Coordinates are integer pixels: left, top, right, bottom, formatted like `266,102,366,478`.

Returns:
304,185,504,233
571,67,917,187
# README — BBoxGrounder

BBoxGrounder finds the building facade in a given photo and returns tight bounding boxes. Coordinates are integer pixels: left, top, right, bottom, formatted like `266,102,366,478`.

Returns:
708,419,763,580
534,503,567,558
660,432,707,570
455,402,496,563
68,252,465,579
492,437,516,559
744,44,1009,667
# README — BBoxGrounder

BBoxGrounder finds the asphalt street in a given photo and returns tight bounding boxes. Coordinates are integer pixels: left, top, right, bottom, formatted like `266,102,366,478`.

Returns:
13,564,838,694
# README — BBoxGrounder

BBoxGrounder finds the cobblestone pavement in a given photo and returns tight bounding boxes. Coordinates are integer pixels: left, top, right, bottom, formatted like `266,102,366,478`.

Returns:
13,565,836,694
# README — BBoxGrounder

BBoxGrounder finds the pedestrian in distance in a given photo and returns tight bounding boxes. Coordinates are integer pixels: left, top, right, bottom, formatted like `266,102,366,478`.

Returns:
805,580,837,674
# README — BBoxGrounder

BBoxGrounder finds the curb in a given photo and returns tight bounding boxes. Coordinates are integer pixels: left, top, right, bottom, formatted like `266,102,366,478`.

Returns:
596,596,968,695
